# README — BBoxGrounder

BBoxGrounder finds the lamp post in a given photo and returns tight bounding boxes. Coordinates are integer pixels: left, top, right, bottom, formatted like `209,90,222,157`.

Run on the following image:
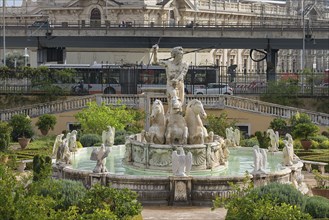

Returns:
2,0,6,66
23,48,29,66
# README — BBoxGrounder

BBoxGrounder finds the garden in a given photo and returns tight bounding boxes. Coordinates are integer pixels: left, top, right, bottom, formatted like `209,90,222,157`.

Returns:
1,101,329,219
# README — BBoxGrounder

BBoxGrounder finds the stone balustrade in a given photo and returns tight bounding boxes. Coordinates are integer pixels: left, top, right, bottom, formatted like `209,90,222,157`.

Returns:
1,94,328,126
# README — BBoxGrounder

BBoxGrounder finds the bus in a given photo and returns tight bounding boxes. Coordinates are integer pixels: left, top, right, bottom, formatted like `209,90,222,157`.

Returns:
42,63,219,94
43,63,219,94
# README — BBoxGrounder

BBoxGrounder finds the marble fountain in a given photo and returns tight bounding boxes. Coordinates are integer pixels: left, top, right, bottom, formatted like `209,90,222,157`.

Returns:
54,47,306,206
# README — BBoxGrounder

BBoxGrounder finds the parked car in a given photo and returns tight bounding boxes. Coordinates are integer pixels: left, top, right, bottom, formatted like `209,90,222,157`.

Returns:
194,83,233,95
29,20,50,29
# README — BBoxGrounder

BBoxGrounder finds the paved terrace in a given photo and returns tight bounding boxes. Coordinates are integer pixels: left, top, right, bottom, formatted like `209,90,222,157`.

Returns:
0,94,328,127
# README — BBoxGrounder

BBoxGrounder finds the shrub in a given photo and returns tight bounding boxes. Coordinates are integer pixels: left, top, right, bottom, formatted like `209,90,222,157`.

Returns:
32,154,52,182
255,131,270,148
79,184,142,220
114,130,134,145
80,133,102,147
29,178,87,210
35,114,57,132
9,114,34,141
269,117,288,135
0,121,12,151
206,113,236,137
240,136,259,148
303,196,329,218
310,135,329,143
213,176,311,220
250,182,305,207
319,140,329,149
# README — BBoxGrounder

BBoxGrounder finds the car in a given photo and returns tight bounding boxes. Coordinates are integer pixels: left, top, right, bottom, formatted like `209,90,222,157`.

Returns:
29,20,50,29
194,83,233,95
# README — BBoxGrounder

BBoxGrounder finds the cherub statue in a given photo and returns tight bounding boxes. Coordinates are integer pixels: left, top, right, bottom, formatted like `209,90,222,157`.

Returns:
90,144,111,173
52,134,64,158
267,129,279,152
68,130,78,152
252,145,267,173
283,133,294,166
102,126,115,146
172,147,193,176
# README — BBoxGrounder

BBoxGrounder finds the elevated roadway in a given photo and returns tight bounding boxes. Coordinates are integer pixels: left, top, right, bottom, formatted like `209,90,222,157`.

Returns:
2,23,329,50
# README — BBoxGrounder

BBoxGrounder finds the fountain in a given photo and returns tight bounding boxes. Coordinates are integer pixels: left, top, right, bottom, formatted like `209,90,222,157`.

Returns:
54,46,306,206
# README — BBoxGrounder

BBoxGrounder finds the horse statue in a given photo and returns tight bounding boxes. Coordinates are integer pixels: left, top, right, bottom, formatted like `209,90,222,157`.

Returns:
185,99,213,144
165,98,188,145
142,99,166,144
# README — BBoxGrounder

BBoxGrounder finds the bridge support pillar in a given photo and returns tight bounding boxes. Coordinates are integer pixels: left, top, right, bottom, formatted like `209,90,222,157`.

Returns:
265,48,279,82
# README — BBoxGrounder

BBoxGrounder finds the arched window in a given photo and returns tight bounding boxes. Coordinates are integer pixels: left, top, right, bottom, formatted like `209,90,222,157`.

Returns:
90,8,101,27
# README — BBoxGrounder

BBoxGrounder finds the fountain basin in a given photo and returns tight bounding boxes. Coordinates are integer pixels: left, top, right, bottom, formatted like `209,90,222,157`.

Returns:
55,145,303,206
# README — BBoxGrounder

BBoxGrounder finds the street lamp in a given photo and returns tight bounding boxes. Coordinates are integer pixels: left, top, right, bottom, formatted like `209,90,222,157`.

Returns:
2,0,6,66
23,48,29,66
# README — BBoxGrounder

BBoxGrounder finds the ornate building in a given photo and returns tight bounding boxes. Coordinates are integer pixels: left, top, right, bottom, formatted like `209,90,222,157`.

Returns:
2,0,329,73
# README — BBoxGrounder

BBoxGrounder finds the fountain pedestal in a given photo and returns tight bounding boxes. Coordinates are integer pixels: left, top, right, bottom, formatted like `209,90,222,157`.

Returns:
169,176,192,206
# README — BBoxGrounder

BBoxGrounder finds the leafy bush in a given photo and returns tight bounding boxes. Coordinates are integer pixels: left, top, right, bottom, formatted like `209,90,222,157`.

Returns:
0,121,12,151
206,113,236,137
29,178,87,210
240,136,259,148
79,184,142,220
213,176,311,220
80,133,102,147
35,114,57,131
311,135,329,143
9,114,34,141
250,182,305,207
303,196,329,218
255,131,270,149
32,154,52,182
269,117,288,135
114,130,134,145
75,102,135,135
319,140,329,149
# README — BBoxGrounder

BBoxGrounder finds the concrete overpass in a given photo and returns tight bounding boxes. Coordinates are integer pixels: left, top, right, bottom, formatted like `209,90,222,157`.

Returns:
2,23,329,50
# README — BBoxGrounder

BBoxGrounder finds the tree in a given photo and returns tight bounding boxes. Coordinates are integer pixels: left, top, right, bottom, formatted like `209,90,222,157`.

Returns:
75,101,136,135
206,112,236,137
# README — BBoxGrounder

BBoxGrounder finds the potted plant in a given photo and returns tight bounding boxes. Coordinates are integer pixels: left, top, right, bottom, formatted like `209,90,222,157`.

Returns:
9,114,34,149
290,112,319,150
312,170,329,199
35,114,57,135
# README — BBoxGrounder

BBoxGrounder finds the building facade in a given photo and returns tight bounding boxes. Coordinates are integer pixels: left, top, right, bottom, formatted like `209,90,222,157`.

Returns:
1,0,329,74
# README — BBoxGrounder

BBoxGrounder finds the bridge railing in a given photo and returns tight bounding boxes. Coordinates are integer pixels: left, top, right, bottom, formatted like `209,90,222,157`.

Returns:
4,19,329,31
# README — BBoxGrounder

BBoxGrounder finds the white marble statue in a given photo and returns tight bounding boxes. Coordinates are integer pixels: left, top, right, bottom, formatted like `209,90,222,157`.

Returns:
68,130,78,152
233,128,240,147
141,99,166,144
185,99,214,144
165,98,188,145
172,147,193,176
267,129,279,152
153,45,189,113
52,134,64,158
102,126,115,146
282,133,294,166
90,144,111,173
252,145,267,173
56,139,71,164
225,127,235,147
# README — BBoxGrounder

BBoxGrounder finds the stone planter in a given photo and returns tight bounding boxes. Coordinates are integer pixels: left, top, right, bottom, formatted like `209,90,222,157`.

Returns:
300,140,312,151
40,129,49,136
18,137,31,149
312,188,329,199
